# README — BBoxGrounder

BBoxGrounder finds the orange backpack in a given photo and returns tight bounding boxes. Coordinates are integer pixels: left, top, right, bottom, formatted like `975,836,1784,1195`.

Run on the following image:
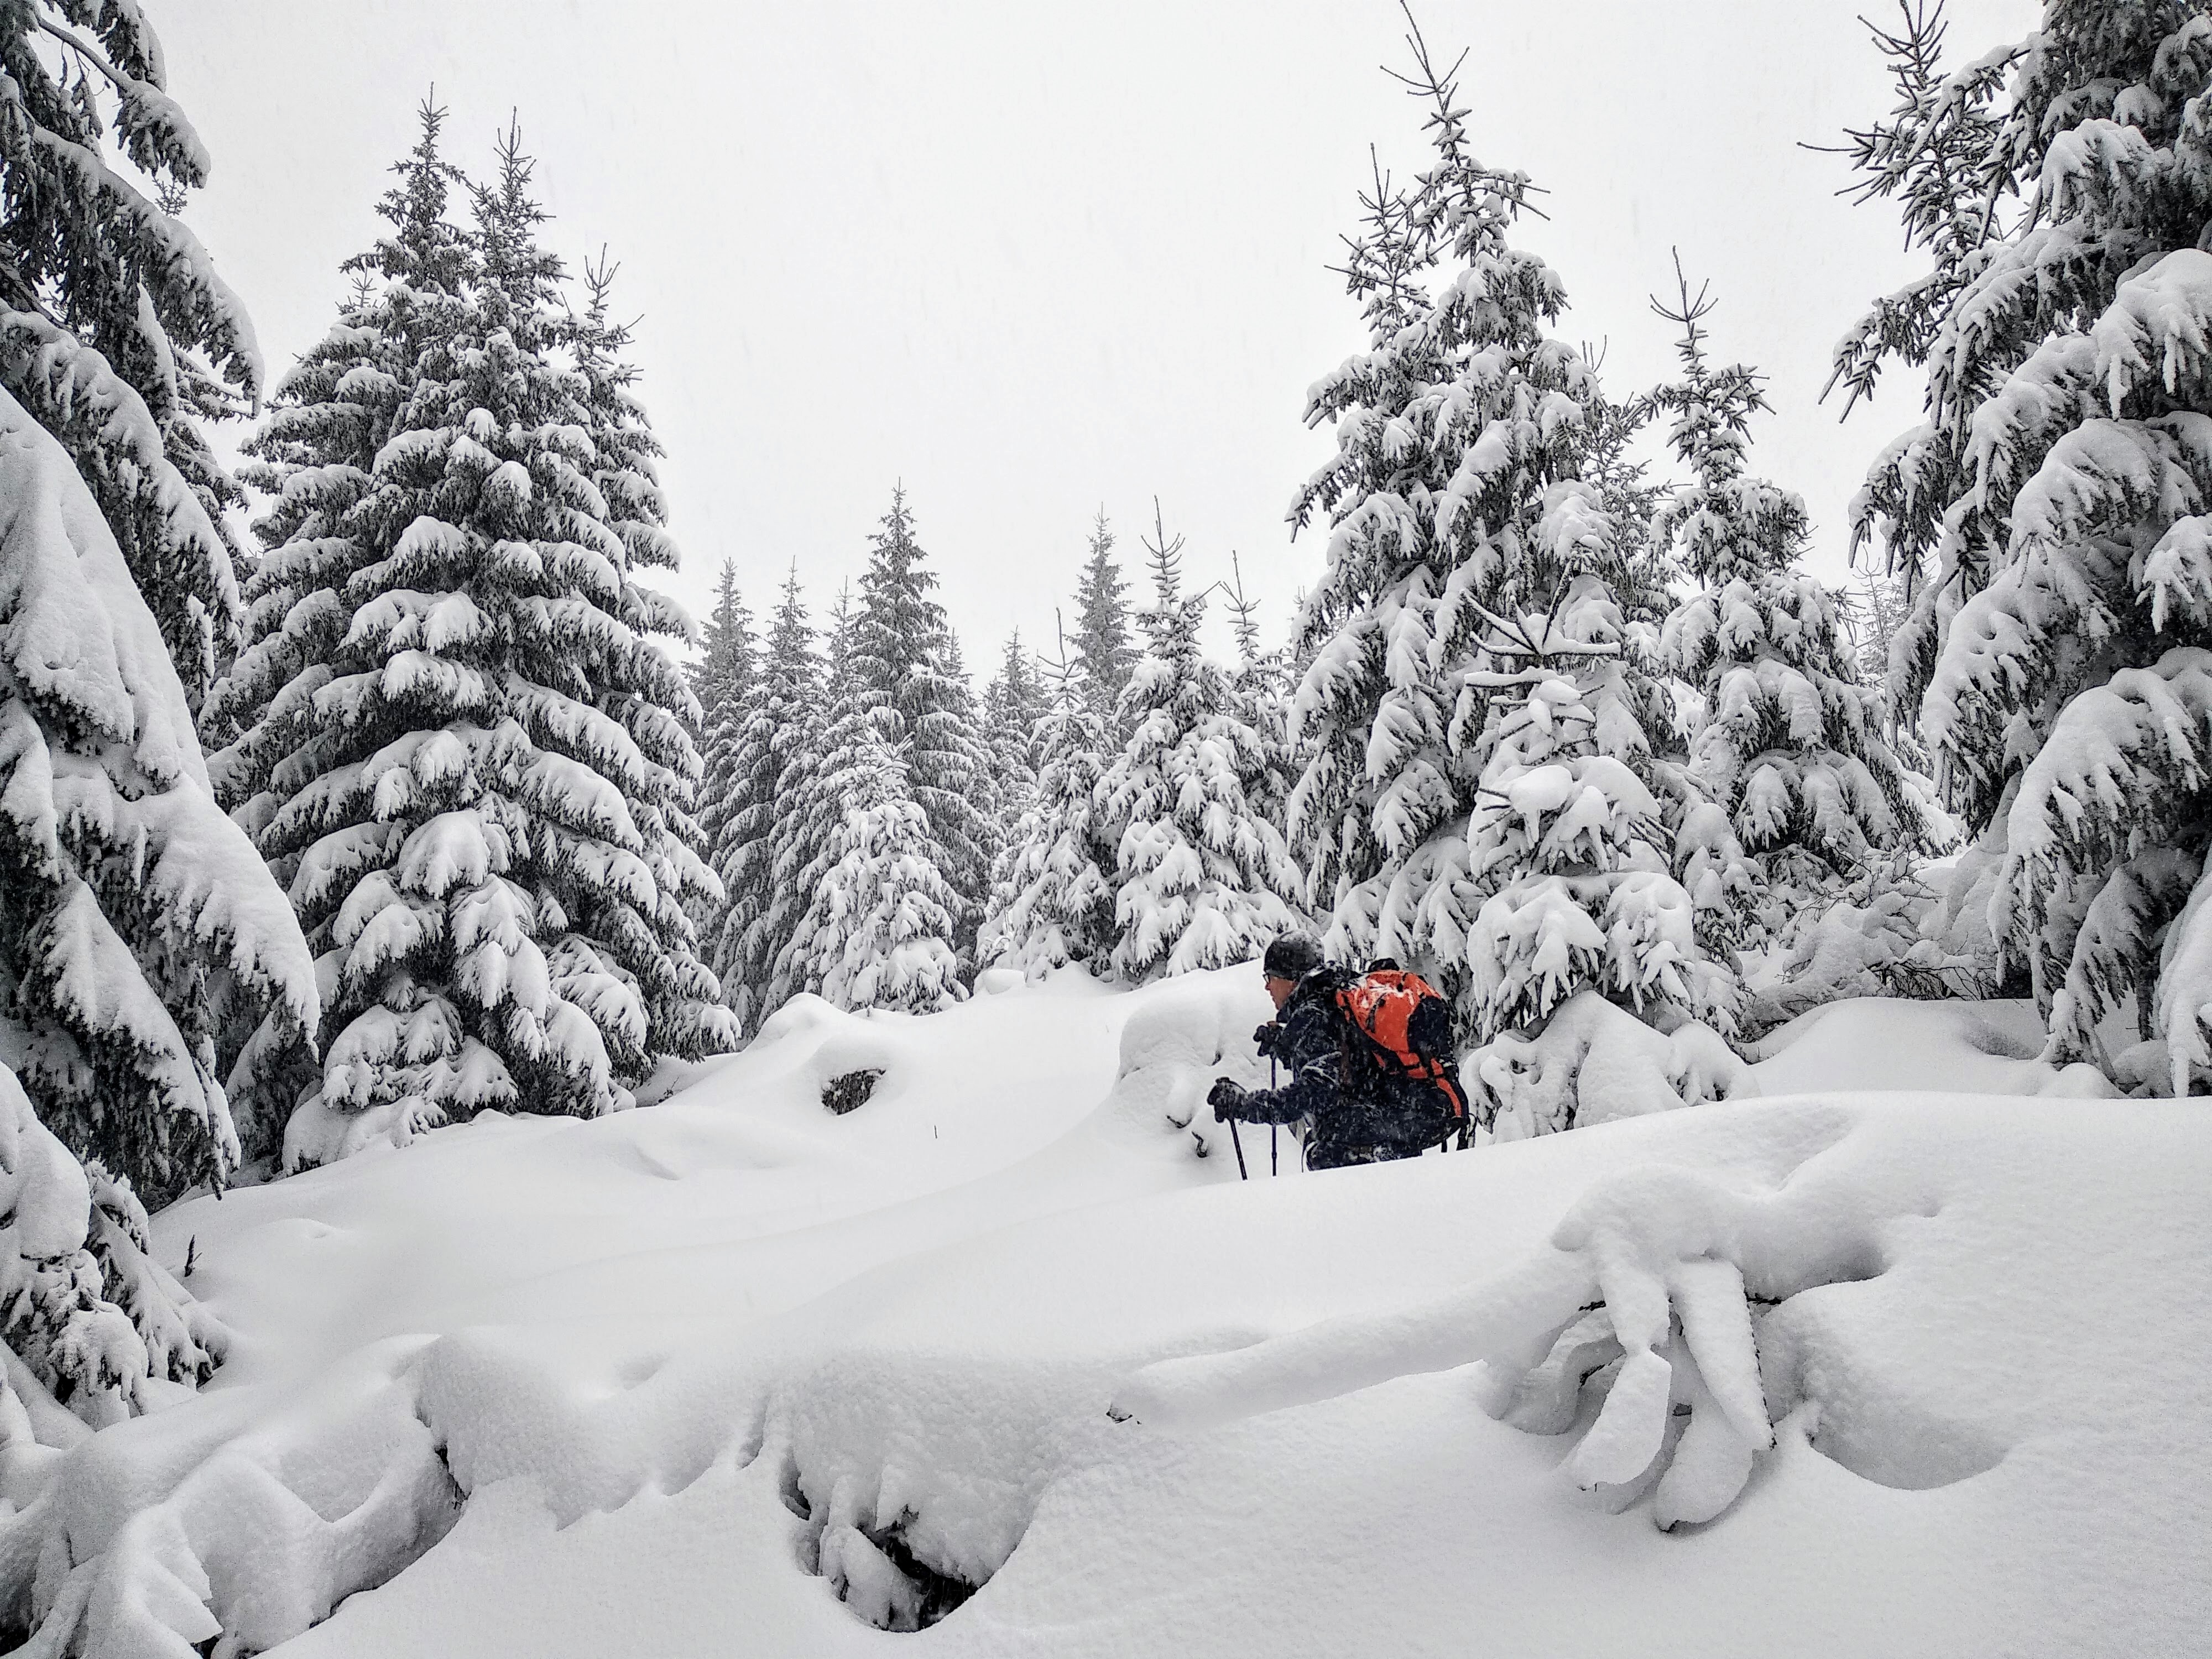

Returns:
1334,967,1468,1137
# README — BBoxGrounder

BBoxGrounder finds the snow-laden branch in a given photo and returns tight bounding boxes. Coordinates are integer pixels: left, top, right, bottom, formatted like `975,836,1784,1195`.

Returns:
1110,1156,1907,1529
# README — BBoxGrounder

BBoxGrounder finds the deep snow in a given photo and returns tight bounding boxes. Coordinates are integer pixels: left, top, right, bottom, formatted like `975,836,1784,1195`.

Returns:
27,972,2209,1657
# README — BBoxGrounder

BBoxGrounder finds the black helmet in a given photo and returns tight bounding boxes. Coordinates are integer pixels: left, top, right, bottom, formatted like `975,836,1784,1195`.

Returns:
1262,932,1326,982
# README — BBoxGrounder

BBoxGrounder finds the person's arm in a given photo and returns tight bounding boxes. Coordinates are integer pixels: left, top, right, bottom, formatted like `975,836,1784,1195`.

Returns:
1217,1004,1337,1125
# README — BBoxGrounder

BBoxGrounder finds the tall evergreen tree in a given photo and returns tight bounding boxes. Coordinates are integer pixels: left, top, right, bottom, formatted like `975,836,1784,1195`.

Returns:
1286,18,1655,1017
691,559,756,990
770,582,867,1004
1071,509,1136,725
984,629,1051,789
982,627,1050,847
1838,1,2212,1091
1650,262,1932,937
847,488,994,921
1220,551,1298,831
776,580,964,1010
783,724,967,1015
1099,506,1302,980
1463,593,1735,1036
0,384,317,1215
723,566,819,1023
0,1,264,711
561,243,728,1053
211,105,473,1145
0,1,316,1431
980,624,1120,978
217,122,731,1164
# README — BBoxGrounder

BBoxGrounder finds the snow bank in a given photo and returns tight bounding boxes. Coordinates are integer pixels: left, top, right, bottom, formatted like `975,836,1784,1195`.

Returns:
1100,966,1276,1164
17,979,2206,1657
1750,997,2115,1098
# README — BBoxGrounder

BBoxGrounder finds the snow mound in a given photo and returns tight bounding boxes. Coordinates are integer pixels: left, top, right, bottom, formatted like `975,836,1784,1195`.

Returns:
20,984,2206,1657
1102,967,1275,1164
1750,998,2115,1098
1473,988,1754,1137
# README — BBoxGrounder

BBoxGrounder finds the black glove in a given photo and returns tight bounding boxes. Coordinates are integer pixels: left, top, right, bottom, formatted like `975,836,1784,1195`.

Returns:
1252,1021,1280,1056
1207,1077,1248,1118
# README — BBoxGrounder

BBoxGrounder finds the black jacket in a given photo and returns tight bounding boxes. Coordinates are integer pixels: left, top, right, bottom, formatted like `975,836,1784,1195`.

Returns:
1232,968,1457,1166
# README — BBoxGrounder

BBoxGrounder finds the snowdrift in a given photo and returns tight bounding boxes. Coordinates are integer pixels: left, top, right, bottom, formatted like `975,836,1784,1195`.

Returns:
9,971,2204,1657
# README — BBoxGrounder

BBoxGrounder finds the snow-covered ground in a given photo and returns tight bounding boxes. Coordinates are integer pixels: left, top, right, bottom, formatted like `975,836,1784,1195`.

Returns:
34,972,2209,1657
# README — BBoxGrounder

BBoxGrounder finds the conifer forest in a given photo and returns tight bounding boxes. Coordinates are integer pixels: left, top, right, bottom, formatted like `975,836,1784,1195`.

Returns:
0,4,2205,1656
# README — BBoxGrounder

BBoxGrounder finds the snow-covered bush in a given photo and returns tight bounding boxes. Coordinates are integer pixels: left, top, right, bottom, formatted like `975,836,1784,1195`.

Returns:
1474,990,1752,1140
0,1065,226,1439
1103,968,1276,1164
1742,857,1997,1036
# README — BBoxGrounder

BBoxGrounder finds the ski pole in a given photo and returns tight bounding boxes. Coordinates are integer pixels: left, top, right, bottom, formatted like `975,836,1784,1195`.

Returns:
1227,1116,1248,1180
1270,1053,1279,1175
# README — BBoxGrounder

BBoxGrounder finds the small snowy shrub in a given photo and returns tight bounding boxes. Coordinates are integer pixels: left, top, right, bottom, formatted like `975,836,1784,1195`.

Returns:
1741,858,1997,1037
822,1069,885,1116
0,1066,226,1434
1474,991,1753,1140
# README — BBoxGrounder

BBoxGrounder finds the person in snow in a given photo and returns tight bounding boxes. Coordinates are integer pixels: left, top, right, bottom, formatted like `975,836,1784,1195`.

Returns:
1207,934,1450,1170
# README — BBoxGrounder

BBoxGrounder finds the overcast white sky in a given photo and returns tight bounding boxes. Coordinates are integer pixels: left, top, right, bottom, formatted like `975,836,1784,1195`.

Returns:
164,1,2033,669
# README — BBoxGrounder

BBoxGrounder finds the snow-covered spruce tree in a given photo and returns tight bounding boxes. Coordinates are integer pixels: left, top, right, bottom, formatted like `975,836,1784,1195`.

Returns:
0,389,316,1427
1831,0,2013,669
846,488,994,923
210,103,477,1151
781,722,967,1015
982,628,1050,833
555,241,727,1053
1072,509,1137,730
1098,505,1302,980
979,629,1121,978
1583,379,1671,615
1220,551,1300,832
1838,2,2212,1091
1459,588,1746,1139
768,581,863,1004
1650,263,1933,942
690,559,755,993
775,581,965,1013
219,126,730,1163
721,566,818,1022
0,1,265,712
1287,23,1662,1014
